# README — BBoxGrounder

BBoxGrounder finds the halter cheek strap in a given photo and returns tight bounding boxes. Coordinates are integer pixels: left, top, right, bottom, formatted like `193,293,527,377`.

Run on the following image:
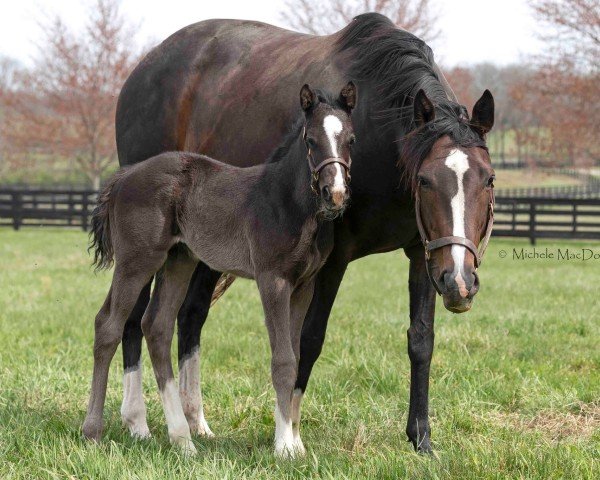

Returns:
304,125,352,194
415,187,495,295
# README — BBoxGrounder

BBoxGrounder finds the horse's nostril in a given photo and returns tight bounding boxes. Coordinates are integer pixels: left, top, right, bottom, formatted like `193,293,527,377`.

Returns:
322,185,332,200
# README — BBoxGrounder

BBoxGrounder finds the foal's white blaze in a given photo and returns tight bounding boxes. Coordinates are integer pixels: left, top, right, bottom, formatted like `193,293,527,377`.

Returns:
121,363,151,438
179,348,213,436
323,114,346,192
445,149,471,298
160,378,196,454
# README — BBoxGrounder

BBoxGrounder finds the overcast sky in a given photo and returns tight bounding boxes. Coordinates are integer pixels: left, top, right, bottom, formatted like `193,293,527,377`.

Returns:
0,0,544,67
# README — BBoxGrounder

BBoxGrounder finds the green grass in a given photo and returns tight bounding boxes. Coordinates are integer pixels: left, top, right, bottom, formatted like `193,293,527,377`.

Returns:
0,229,598,479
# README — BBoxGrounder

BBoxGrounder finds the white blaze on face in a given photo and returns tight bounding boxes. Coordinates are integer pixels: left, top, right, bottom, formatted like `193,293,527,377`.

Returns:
444,149,470,297
323,114,345,192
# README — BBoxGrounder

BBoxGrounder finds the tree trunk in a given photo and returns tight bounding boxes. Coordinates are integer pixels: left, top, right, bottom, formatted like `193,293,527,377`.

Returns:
92,174,101,191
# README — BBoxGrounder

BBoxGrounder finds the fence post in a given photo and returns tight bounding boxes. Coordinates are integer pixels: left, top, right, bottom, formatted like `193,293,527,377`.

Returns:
81,192,89,231
529,201,536,245
12,192,22,230
572,203,577,235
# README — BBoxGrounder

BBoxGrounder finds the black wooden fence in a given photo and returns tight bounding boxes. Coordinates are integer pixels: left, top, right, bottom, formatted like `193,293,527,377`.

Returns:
1,187,600,245
493,197,600,244
0,187,96,230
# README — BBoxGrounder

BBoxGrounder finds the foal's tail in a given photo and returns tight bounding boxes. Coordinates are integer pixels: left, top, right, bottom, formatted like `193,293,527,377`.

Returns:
89,170,127,271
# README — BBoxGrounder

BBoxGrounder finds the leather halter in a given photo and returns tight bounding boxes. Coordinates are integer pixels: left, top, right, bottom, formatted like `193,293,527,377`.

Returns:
414,185,495,295
303,125,351,194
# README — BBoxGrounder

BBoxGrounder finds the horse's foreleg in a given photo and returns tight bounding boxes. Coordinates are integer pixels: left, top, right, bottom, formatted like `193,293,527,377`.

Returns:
404,243,436,453
288,279,316,455
142,249,198,454
120,280,152,439
257,274,297,458
177,263,222,437
293,256,348,425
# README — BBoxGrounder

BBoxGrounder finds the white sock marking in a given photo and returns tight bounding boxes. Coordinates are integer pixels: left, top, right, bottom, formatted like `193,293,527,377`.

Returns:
445,149,470,297
323,114,346,192
121,363,151,438
274,403,297,458
179,349,213,437
291,388,305,453
160,378,196,454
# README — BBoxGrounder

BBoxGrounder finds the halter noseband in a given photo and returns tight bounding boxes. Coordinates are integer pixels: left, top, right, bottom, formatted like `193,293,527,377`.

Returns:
303,125,351,194
414,185,495,295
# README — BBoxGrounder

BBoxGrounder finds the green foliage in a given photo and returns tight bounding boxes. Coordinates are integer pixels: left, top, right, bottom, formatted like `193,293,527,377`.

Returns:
0,229,598,479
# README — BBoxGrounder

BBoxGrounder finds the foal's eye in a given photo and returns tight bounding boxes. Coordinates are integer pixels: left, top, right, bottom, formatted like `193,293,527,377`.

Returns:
306,137,317,148
487,175,495,188
348,134,356,146
418,176,431,188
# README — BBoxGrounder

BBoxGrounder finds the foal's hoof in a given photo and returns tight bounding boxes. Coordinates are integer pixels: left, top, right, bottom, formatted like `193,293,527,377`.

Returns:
173,436,198,456
275,443,305,460
82,418,103,442
195,416,215,438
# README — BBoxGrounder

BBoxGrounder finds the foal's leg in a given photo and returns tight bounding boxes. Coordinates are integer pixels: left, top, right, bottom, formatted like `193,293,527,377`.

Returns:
142,248,198,454
257,274,298,458
404,243,436,453
177,263,222,437
292,256,348,441
120,280,152,438
288,279,316,455
83,265,159,442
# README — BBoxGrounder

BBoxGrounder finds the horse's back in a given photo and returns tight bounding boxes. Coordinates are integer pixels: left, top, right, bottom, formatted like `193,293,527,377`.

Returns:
116,19,339,168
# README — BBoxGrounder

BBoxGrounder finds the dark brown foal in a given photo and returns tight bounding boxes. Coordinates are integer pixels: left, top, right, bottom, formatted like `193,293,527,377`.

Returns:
83,82,357,457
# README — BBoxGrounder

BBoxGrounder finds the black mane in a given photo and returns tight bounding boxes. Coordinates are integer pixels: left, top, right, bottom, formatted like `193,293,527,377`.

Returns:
335,13,487,191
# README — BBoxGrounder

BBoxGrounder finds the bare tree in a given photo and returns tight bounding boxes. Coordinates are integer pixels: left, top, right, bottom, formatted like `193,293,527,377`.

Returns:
530,0,600,70
280,0,440,43
0,0,141,188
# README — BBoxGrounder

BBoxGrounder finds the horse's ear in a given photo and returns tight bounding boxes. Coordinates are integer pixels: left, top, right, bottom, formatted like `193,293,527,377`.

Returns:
339,81,357,113
471,89,494,137
414,89,435,127
300,84,317,112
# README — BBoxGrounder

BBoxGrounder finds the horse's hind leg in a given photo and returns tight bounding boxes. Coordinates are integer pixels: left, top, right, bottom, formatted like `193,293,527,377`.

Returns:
142,247,198,454
177,263,222,437
120,280,152,439
83,265,159,442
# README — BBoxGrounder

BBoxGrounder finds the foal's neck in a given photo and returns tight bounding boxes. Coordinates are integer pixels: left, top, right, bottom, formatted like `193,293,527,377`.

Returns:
263,132,318,219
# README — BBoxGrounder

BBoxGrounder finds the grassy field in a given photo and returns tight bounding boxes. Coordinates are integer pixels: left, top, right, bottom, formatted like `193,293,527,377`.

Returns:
0,229,598,479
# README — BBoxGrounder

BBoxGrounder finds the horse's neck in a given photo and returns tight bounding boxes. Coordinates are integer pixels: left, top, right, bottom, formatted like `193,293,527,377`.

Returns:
264,135,316,218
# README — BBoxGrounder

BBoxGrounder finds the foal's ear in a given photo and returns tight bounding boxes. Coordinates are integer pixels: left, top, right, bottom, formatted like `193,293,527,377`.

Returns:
339,81,357,113
300,84,317,112
414,89,435,127
471,89,495,137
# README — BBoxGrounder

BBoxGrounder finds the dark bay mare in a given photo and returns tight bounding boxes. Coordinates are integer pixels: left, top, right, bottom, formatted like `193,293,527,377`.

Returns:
83,83,357,456
115,13,495,453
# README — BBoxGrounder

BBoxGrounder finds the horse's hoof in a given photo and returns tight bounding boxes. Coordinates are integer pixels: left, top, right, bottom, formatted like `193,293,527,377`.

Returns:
275,442,304,459
173,437,197,456
196,417,214,438
82,418,103,442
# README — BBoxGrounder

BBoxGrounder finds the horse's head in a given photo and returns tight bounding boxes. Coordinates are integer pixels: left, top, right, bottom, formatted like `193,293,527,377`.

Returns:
300,82,357,216
404,89,495,313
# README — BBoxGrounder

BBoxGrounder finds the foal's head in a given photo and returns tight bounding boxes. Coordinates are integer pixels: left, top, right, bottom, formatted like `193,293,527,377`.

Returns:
300,82,357,216
403,89,495,313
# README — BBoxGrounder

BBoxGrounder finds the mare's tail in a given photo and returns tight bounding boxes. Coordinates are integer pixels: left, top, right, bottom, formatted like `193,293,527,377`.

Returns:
89,170,127,271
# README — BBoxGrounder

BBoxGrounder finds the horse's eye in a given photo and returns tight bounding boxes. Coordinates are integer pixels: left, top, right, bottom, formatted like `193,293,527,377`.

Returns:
306,137,317,148
418,176,431,188
348,134,356,145
487,175,495,188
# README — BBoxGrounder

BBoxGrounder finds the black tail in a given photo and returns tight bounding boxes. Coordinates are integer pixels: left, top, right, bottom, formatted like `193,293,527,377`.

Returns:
89,170,127,271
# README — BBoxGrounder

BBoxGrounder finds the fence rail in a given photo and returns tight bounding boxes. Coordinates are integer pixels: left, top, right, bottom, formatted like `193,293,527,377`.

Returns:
495,184,600,199
1,187,600,245
493,197,600,244
0,188,97,231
